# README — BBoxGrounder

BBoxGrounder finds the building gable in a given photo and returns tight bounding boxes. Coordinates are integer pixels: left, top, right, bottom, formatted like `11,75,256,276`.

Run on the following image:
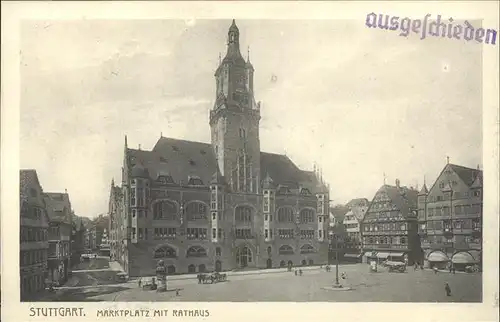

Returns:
427,164,480,202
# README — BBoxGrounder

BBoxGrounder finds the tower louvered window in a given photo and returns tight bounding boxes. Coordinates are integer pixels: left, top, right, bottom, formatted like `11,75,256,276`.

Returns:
231,150,256,193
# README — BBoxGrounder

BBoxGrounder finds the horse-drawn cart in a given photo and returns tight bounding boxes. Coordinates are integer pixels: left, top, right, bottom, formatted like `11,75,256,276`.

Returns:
199,272,227,284
386,261,406,273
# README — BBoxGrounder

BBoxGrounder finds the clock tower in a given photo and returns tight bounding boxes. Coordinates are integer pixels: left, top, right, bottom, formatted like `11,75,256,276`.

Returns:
210,19,261,194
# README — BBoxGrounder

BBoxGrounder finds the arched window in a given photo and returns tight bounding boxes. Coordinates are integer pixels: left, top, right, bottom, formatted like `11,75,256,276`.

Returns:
153,246,176,259
188,264,196,273
279,260,286,267
300,244,315,254
267,246,272,255
186,202,208,221
235,206,253,223
299,209,315,223
167,265,176,274
277,207,294,223
216,247,222,256
186,246,207,258
153,201,177,220
279,245,294,255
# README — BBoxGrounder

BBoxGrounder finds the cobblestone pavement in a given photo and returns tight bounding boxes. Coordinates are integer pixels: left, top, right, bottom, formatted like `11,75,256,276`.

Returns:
54,264,481,302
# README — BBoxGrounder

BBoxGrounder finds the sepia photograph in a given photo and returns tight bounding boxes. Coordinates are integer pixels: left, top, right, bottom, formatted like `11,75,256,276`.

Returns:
1,4,498,322
16,16,488,303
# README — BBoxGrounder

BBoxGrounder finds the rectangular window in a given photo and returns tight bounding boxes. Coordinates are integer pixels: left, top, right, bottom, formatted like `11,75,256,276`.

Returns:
265,229,269,238
213,228,217,238
270,229,273,239
138,228,143,239
318,230,322,238
218,228,222,239
265,214,268,221
270,215,273,222
131,188,136,206
319,216,322,222
132,228,136,239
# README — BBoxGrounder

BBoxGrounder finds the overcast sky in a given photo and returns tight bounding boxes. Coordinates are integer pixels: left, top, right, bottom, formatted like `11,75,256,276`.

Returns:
20,19,482,218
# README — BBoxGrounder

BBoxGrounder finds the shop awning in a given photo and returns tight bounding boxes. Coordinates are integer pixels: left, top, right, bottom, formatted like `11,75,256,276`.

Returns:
344,253,362,258
468,250,481,262
376,252,390,259
452,252,476,264
388,252,405,257
428,251,449,262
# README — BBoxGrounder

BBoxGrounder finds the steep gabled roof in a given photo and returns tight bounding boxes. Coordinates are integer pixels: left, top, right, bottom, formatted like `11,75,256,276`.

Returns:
427,163,483,194
20,169,41,204
449,164,481,187
128,137,325,193
346,198,369,208
365,184,418,221
470,172,483,188
44,192,72,224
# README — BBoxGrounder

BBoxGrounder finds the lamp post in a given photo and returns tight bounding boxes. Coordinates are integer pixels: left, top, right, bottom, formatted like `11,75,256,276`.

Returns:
328,229,343,288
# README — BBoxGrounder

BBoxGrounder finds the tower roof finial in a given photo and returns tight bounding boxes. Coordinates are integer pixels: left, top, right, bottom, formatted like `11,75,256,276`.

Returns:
447,156,450,164
247,46,250,62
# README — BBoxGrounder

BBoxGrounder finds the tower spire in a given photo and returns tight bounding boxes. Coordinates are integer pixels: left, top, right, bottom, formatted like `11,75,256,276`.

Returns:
124,135,128,148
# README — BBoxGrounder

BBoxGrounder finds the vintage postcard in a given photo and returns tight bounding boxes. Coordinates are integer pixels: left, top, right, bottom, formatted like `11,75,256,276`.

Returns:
1,1,499,322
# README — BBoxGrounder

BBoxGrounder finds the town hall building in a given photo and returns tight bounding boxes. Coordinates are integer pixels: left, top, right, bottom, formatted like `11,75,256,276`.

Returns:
109,20,330,277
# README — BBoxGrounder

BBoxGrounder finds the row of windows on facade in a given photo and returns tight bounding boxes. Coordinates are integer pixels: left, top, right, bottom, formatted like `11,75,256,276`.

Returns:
20,249,47,267
364,223,408,232
364,236,408,245
20,226,48,243
418,204,482,218
22,206,46,220
419,219,481,231
150,201,321,224
344,223,359,229
20,273,45,296
48,242,70,258
152,244,316,260
424,190,481,202
131,176,204,187
421,235,481,244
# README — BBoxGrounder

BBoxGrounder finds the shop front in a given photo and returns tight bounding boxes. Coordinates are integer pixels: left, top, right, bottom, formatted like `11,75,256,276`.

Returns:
427,251,449,269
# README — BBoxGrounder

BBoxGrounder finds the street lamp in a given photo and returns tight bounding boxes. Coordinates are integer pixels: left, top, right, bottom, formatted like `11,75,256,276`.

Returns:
328,229,343,288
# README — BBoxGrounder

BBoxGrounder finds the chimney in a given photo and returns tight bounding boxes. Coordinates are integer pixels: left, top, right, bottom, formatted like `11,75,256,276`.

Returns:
395,179,400,188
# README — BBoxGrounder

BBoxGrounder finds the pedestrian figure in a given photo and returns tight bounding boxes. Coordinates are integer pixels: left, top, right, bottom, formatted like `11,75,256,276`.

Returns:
294,270,298,276
176,289,180,296
414,263,418,271
445,283,451,296
138,278,142,288
197,274,202,284
433,266,438,274
452,267,456,274
299,269,303,276
341,272,347,280
420,264,424,270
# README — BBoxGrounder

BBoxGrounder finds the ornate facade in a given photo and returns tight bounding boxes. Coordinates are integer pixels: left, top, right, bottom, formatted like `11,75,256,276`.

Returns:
20,170,49,300
417,162,482,270
361,180,420,265
109,20,330,277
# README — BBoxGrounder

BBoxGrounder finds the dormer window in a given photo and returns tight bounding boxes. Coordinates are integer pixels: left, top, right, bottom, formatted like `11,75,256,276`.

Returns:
278,186,291,194
300,188,311,195
188,177,204,186
157,175,175,185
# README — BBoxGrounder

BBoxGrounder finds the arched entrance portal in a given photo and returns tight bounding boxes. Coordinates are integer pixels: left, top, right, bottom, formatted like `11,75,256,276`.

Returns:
266,258,272,268
236,246,253,268
215,260,222,272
